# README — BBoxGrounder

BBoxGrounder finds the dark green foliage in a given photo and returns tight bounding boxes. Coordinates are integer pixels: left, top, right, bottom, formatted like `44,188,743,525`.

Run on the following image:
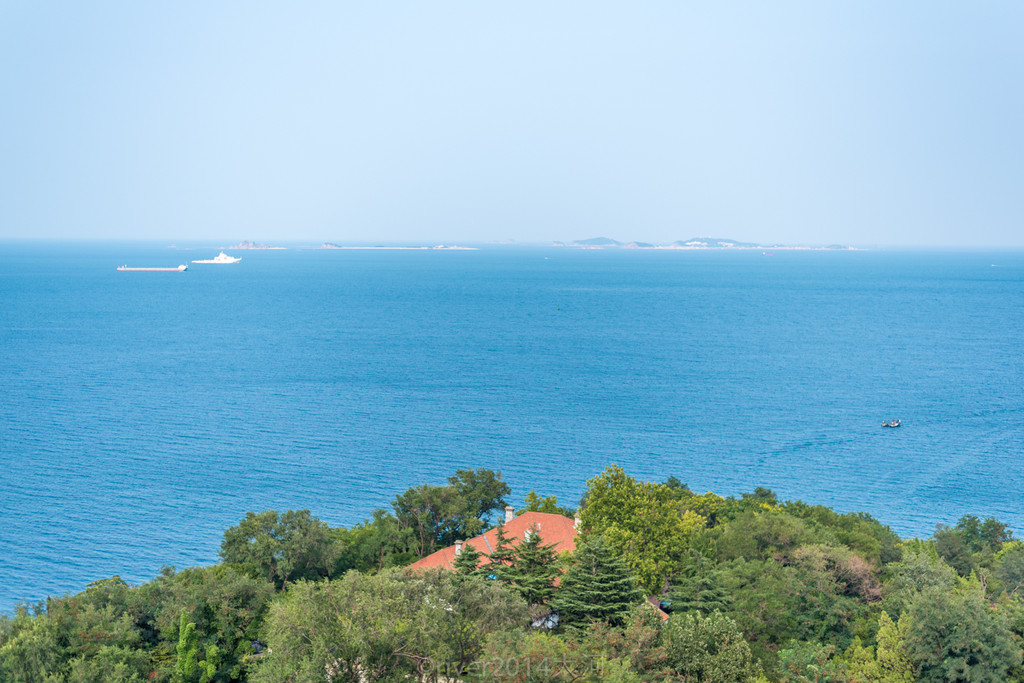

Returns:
453,541,487,578
662,610,761,682
550,536,645,630
774,640,851,681
665,550,733,615
449,467,513,524
9,466,1024,683
905,584,1022,681
578,465,707,594
785,502,903,566
719,553,866,664
663,476,691,494
880,550,958,617
480,628,644,683
996,545,1024,597
219,509,339,588
334,509,417,573
486,523,517,582
571,606,669,679
253,569,528,682
742,486,778,506
390,467,511,559
714,509,817,562
934,515,1013,577
505,524,561,607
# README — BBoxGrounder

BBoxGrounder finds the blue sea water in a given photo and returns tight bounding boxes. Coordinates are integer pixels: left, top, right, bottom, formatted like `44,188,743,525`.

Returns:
1,242,1023,612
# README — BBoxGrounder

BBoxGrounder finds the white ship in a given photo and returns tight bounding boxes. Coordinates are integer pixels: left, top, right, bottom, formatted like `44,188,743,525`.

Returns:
191,252,241,264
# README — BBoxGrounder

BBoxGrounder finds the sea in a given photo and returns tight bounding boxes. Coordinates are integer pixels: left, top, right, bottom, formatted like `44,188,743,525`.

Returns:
1,242,1023,612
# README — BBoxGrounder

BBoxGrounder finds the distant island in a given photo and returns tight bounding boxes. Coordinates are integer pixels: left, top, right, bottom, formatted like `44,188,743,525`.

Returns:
553,236,854,250
317,243,478,250
225,240,285,250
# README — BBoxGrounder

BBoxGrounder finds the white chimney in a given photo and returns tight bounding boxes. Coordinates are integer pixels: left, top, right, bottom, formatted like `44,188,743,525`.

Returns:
574,513,581,530
505,505,515,523
454,540,463,556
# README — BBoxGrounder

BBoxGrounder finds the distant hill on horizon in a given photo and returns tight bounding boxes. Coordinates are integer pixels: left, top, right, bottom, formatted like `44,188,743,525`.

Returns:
555,236,852,250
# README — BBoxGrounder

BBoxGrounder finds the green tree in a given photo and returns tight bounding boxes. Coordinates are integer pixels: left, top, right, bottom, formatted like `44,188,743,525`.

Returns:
391,468,511,558
904,584,1021,681
550,536,645,630
518,490,575,517
134,564,273,681
666,550,733,615
253,569,528,682
453,541,487,578
448,468,512,524
0,607,64,683
579,465,706,594
480,629,642,683
880,550,958,618
995,544,1024,597
487,524,517,583
662,610,762,682
174,610,199,682
875,611,915,683
220,509,340,588
505,524,561,608
66,645,150,682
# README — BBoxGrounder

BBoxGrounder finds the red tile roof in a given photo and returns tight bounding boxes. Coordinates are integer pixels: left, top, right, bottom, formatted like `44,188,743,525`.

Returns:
408,511,578,572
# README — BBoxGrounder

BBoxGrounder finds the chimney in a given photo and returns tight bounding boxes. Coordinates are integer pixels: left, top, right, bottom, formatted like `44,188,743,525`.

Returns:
574,513,581,530
505,505,515,523
454,540,463,556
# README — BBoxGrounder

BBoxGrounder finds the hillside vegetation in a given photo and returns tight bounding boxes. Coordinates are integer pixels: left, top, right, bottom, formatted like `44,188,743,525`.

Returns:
3,466,1023,682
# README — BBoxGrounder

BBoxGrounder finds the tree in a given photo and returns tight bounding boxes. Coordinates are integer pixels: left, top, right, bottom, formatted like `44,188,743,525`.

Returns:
662,610,762,682
504,524,561,608
578,465,706,593
453,541,486,578
448,468,512,524
220,509,340,587
666,550,733,615
550,536,645,630
252,569,528,682
174,610,199,683
486,524,517,583
996,544,1024,597
880,550,958,618
875,611,915,683
518,490,575,517
0,607,64,683
904,584,1021,681
132,564,273,681
390,468,511,558
481,629,642,683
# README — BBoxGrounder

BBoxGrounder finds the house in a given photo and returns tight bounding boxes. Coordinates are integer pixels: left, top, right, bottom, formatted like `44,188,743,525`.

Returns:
407,506,578,572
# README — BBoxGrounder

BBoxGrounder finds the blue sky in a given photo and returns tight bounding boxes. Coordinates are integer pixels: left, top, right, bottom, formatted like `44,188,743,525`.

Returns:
1,2,1022,246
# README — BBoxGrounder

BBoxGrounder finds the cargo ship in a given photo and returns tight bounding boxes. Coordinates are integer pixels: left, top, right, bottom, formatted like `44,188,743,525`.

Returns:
117,264,188,272
192,252,241,264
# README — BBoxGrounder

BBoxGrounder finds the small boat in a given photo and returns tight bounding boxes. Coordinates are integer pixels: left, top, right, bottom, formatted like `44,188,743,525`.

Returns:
117,264,188,272
191,252,241,264
881,419,901,428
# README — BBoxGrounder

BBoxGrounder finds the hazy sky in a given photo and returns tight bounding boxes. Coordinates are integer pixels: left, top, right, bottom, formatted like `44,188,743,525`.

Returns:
2,2,1022,246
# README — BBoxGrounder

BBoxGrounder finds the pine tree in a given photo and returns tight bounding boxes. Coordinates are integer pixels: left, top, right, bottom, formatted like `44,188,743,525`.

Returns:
665,550,732,615
551,535,645,630
486,524,516,583
507,524,560,607
453,541,485,578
